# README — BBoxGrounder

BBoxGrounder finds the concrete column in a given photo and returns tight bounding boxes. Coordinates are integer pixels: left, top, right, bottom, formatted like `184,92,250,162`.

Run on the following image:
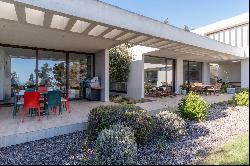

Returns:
202,62,210,85
0,48,11,101
175,58,183,94
241,59,249,88
95,49,109,101
127,55,145,99
127,45,158,99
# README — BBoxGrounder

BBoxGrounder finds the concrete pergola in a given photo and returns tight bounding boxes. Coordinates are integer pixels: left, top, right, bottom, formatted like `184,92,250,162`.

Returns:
0,0,246,101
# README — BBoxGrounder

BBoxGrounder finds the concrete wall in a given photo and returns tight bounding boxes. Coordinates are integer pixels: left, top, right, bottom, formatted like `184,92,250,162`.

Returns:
127,46,158,99
175,58,183,94
218,62,241,82
95,49,109,101
241,59,249,88
202,62,210,85
0,48,11,101
206,24,249,49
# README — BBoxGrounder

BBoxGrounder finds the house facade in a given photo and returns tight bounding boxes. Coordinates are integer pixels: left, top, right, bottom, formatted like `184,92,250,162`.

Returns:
0,0,248,101
127,12,249,99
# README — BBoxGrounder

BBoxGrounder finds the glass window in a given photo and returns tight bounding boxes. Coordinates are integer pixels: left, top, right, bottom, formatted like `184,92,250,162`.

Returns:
144,56,166,87
38,51,66,91
183,61,202,84
69,53,92,99
144,55,175,91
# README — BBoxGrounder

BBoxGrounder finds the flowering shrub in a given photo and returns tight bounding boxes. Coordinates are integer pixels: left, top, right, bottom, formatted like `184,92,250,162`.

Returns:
233,91,249,106
86,104,141,143
94,124,137,165
178,91,209,122
154,111,186,139
123,109,154,145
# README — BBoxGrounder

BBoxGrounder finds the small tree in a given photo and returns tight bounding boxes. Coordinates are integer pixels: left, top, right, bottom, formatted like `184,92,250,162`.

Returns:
37,63,52,86
109,44,132,83
11,71,19,86
184,25,190,32
163,18,169,24
28,73,35,85
53,62,66,89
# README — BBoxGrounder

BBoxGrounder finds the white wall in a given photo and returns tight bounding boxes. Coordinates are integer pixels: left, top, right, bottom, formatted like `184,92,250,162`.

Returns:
175,58,183,94
202,62,210,85
0,48,11,101
218,62,241,82
127,45,158,99
95,49,109,101
241,59,249,88
207,24,249,49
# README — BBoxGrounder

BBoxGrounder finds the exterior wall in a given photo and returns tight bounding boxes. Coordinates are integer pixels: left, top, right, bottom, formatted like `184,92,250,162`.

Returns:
218,62,241,82
207,24,249,49
193,12,249,88
202,62,210,85
127,46,158,99
95,49,109,101
175,58,183,94
0,48,11,101
241,59,249,88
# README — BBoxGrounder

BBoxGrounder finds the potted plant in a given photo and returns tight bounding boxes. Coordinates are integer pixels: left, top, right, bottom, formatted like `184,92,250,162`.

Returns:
180,84,187,95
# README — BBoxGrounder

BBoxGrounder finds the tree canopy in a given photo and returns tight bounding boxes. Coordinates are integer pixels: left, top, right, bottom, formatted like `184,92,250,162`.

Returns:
109,43,132,83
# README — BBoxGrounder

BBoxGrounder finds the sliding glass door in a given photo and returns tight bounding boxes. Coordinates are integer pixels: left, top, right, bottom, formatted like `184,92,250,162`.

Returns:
144,55,175,92
183,60,203,84
69,53,92,100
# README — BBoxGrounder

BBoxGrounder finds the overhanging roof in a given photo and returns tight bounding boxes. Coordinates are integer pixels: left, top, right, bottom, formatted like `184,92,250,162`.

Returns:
0,0,245,58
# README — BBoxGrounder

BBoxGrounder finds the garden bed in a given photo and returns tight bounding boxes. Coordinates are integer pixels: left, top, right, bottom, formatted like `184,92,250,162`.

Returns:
0,103,248,165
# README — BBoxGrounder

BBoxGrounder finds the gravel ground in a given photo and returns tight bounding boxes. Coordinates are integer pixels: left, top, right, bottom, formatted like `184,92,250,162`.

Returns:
0,132,85,165
0,104,248,165
137,104,249,165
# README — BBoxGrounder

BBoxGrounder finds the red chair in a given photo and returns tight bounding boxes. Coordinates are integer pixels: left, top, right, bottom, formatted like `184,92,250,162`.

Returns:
22,92,41,122
61,92,70,113
37,87,48,93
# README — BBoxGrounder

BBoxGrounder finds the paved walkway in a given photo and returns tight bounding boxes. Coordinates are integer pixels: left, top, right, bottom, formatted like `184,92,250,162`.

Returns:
136,94,234,116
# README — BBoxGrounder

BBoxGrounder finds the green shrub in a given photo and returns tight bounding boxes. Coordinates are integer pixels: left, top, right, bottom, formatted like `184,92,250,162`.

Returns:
86,104,144,143
233,91,249,106
154,111,186,139
110,95,124,103
123,109,154,145
94,124,137,165
178,91,209,122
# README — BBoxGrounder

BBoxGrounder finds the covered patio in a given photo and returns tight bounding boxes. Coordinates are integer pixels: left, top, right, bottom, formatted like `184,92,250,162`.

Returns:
0,100,113,147
0,0,247,148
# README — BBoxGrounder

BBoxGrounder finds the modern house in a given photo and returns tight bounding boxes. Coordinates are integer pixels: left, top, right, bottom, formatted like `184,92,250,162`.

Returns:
0,0,248,147
0,0,248,102
126,12,249,99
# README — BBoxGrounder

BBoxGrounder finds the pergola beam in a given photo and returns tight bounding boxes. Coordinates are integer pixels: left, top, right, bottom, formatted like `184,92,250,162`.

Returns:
64,18,77,31
82,22,98,35
159,42,179,49
98,27,113,37
148,40,170,48
112,31,127,40
14,2,26,24
132,36,151,45
43,11,53,28
141,38,162,46
122,34,141,43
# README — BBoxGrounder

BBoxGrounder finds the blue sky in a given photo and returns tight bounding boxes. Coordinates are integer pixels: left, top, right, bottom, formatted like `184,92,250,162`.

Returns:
12,0,249,83
100,0,249,29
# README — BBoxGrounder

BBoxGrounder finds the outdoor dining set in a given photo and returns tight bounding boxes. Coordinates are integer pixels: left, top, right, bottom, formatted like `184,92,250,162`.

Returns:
145,82,222,98
13,86,70,122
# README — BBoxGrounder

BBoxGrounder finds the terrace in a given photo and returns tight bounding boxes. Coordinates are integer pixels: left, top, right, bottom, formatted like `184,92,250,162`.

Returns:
0,100,113,147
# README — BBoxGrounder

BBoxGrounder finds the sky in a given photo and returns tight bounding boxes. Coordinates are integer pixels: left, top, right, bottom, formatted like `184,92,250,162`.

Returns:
12,0,249,83
100,0,249,29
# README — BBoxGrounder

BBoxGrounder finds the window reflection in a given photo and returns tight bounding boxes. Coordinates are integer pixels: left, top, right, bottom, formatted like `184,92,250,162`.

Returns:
144,55,175,91
183,61,202,84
